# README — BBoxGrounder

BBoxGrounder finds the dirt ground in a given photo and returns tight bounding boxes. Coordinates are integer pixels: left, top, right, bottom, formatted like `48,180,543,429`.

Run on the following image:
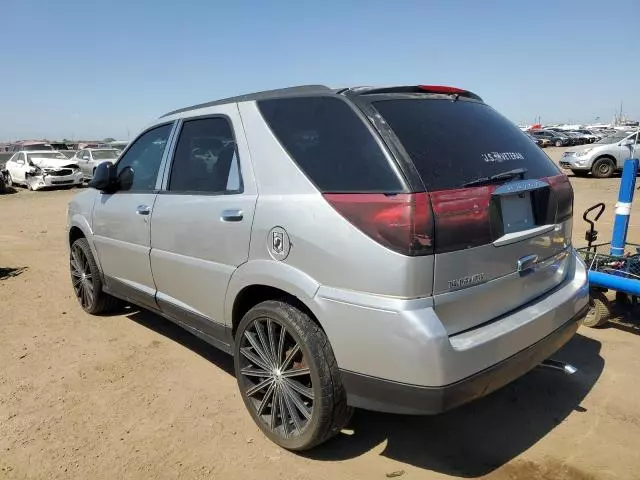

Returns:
2,147,640,480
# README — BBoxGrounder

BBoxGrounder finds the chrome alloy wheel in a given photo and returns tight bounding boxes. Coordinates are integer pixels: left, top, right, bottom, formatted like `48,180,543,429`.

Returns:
70,243,94,309
238,318,314,439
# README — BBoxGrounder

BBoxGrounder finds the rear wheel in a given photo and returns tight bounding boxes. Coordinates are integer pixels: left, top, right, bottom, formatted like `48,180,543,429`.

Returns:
555,140,563,147
234,300,352,451
70,238,121,314
592,157,615,178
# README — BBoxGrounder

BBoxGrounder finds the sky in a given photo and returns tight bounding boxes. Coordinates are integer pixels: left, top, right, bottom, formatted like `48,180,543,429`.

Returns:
1,0,638,141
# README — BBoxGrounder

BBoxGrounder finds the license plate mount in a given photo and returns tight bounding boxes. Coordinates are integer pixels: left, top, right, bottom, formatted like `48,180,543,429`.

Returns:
501,192,535,234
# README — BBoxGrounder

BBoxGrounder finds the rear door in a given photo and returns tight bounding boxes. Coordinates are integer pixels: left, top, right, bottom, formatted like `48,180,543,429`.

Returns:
150,106,257,331
368,96,573,334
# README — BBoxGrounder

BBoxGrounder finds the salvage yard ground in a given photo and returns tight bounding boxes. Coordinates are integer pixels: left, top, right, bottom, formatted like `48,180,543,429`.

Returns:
1,147,640,480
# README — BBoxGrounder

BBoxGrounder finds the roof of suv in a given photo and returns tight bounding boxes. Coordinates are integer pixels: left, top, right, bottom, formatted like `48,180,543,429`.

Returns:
161,85,334,118
160,84,483,119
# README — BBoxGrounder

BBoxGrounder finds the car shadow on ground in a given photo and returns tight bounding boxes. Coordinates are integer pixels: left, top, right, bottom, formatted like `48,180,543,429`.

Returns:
0,266,27,280
116,306,603,478
125,307,234,376
606,302,640,336
306,333,604,477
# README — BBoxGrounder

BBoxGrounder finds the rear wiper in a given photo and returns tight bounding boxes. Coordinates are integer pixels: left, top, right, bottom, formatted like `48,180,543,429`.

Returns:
462,168,528,187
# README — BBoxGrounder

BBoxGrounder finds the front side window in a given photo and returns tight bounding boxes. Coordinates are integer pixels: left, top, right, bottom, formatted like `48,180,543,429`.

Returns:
116,123,172,192
168,117,242,194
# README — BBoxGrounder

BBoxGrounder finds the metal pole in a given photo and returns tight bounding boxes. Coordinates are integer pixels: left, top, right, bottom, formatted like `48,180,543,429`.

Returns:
588,270,640,297
610,158,639,256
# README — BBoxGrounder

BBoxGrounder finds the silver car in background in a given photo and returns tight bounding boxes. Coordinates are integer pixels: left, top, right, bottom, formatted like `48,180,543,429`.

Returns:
560,130,640,177
67,84,589,450
72,148,121,181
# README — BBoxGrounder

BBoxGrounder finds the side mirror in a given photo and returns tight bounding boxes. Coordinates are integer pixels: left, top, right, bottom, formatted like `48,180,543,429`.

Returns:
621,139,635,147
117,166,134,191
89,161,117,192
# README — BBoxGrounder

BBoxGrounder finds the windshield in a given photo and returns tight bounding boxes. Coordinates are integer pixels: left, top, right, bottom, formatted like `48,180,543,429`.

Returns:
92,150,120,160
595,133,629,145
27,152,69,161
370,98,559,191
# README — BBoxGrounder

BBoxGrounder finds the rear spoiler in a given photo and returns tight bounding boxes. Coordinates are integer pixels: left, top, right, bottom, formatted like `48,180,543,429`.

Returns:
338,85,483,102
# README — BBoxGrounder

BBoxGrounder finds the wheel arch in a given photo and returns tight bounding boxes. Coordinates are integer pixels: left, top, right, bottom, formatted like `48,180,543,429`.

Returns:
67,216,105,282
225,260,322,337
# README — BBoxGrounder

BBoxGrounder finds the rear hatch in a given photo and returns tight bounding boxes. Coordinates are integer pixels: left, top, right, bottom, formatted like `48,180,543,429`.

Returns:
357,88,573,335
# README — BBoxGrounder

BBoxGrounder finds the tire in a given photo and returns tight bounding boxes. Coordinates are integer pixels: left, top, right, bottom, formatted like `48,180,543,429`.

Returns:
70,237,121,314
571,170,589,177
5,173,12,188
234,300,352,451
582,291,611,328
555,140,563,147
591,157,615,178
615,291,630,306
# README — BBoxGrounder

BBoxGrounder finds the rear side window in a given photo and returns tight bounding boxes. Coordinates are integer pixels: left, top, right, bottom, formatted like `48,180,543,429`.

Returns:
372,99,560,191
258,96,404,192
168,117,242,194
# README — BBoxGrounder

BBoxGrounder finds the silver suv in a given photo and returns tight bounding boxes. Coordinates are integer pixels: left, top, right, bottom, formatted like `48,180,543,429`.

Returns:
67,85,589,450
560,130,640,177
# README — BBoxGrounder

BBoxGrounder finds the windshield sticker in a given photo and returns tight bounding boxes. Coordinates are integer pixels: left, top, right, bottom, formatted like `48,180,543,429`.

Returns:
482,152,525,163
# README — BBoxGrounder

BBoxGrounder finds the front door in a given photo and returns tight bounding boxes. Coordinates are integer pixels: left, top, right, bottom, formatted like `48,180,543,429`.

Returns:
78,150,91,178
150,108,257,335
91,122,175,310
7,153,27,183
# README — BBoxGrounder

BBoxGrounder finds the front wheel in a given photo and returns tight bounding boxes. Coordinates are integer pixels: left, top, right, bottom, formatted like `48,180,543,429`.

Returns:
591,157,615,178
555,140,563,147
234,300,352,451
70,238,121,314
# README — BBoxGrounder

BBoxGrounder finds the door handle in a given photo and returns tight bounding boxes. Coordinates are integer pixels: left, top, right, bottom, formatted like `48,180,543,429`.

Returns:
136,205,151,215
220,209,243,222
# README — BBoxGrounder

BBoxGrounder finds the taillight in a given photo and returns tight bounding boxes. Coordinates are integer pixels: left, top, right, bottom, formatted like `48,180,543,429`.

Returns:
430,186,495,254
547,174,573,222
323,193,434,256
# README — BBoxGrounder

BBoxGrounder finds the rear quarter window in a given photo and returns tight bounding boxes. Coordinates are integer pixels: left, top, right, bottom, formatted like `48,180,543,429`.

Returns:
372,99,560,191
258,96,404,192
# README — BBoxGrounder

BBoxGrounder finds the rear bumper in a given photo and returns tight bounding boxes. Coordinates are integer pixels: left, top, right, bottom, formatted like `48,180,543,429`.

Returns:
313,249,589,414
340,304,586,414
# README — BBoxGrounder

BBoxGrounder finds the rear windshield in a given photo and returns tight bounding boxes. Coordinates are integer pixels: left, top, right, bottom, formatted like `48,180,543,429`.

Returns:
371,98,560,191
258,96,404,192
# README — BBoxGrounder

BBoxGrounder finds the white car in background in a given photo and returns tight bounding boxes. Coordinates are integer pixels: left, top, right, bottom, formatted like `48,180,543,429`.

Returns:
560,130,640,177
4,150,83,190
71,148,121,181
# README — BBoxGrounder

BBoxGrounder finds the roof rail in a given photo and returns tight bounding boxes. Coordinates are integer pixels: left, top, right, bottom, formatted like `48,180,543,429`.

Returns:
160,85,333,118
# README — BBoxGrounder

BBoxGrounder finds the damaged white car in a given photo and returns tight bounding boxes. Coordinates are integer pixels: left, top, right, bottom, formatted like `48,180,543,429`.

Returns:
4,151,83,190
